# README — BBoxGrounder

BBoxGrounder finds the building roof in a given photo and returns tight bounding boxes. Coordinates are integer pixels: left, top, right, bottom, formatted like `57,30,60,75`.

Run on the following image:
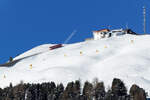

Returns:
93,29,110,33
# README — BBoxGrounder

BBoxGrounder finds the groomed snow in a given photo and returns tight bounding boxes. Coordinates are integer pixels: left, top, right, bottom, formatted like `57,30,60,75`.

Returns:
0,34,150,95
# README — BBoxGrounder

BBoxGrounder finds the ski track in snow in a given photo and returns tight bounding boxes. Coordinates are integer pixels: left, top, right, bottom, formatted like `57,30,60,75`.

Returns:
0,34,150,95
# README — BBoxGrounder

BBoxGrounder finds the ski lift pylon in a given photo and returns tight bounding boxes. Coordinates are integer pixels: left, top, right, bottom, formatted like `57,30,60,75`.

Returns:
49,30,77,50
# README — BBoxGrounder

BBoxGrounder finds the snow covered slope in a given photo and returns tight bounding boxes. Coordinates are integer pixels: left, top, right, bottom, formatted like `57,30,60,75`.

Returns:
0,34,150,94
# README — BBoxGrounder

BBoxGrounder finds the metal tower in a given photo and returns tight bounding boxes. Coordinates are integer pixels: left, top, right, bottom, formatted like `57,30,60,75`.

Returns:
143,6,146,34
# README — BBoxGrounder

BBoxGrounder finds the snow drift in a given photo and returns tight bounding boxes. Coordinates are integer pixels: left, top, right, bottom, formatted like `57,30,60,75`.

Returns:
0,34,150,95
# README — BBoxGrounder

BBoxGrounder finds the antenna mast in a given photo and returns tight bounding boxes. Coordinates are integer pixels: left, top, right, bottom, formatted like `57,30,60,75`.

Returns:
143,6,146,34
126,22,128,29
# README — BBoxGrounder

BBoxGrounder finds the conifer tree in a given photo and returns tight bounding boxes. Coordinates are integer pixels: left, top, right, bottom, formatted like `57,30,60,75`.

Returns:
130,84,146,100
94,82,106,100
83,81,93,100
111,78,127,96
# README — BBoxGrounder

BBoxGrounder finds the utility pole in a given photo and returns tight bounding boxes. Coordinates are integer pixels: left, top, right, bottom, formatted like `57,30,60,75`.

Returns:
143,6,146,34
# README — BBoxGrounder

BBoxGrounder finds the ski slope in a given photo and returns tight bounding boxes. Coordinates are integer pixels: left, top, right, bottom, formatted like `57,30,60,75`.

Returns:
0,34,150,95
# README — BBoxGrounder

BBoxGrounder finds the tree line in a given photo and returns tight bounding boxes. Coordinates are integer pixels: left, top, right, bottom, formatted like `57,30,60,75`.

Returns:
0,78,147,100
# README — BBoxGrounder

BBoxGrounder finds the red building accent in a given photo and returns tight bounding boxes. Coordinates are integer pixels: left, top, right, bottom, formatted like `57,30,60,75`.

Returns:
49,44,63,50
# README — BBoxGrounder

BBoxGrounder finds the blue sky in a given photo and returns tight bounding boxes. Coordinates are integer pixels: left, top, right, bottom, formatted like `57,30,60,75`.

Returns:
0,0,150,63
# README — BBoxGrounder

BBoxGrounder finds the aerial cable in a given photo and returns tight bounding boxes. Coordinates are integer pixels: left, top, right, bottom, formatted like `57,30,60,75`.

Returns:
64,30,77,44
62,30,77,57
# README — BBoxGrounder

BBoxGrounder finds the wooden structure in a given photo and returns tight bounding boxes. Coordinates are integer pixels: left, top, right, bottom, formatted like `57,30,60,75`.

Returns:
49,44,63,50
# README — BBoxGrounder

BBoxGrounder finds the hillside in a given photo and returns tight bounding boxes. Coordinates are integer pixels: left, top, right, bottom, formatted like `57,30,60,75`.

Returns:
0,34,150,95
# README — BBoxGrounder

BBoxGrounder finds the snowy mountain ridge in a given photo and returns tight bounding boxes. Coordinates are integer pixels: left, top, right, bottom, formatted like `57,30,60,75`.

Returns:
0,34,150,95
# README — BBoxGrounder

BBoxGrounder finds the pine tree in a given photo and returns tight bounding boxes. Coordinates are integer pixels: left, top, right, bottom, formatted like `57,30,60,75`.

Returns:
56,83,64,100
83,81,93,100
111,78,127,96
94,82,105,100
130,84,146,100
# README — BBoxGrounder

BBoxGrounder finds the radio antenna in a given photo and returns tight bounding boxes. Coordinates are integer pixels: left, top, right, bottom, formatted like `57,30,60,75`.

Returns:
143,6,146,34
126,22,129,29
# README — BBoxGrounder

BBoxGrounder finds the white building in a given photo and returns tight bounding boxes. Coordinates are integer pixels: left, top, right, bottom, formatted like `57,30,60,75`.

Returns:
109,29,126,37
93,29,110,40
92,29,127,40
